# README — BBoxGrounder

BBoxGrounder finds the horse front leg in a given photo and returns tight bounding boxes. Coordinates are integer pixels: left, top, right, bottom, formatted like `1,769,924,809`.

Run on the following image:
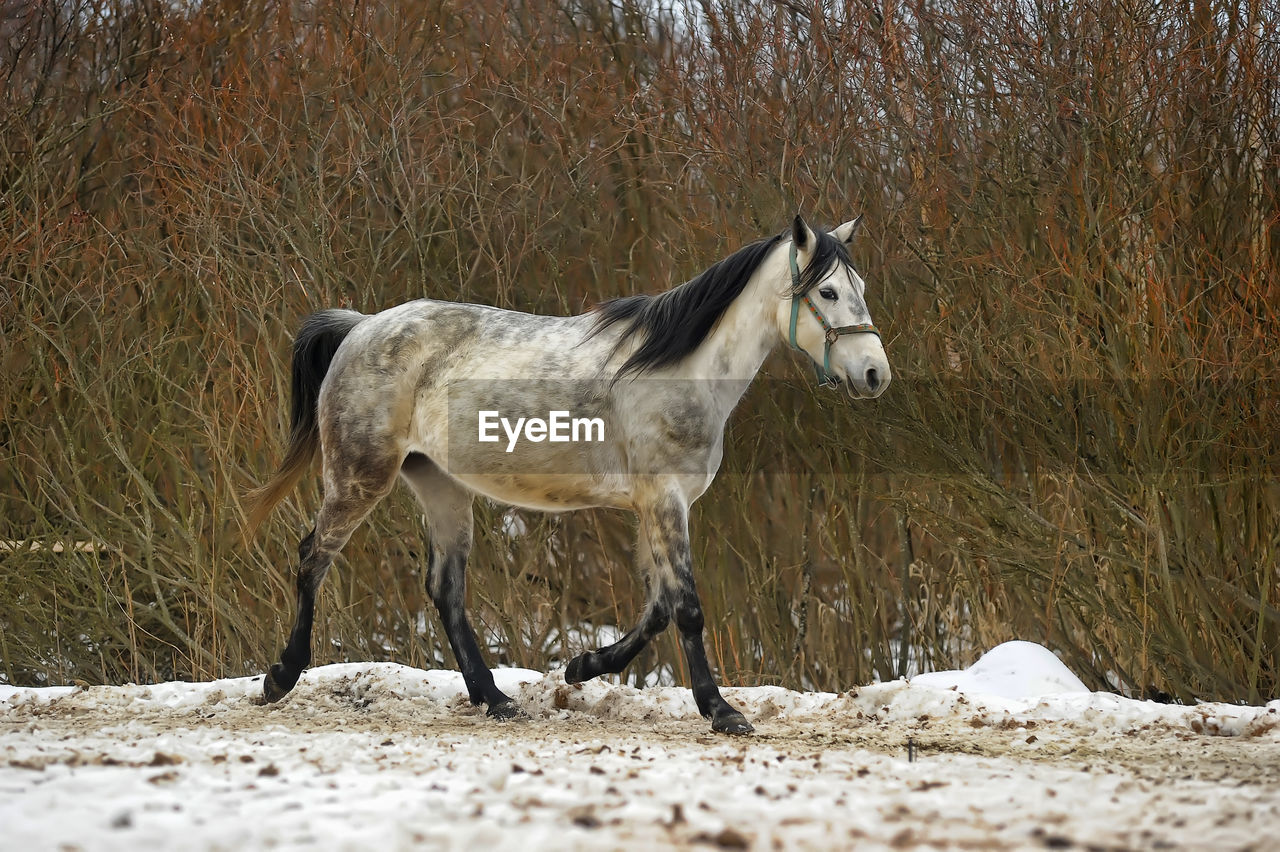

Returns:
565,516,671,683
644,494,753,735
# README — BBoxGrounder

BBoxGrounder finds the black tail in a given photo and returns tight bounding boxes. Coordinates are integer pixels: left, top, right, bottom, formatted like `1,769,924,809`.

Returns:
243,309,365,535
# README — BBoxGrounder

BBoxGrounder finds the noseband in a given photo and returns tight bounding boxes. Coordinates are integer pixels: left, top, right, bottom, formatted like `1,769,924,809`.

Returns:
786,241,881,387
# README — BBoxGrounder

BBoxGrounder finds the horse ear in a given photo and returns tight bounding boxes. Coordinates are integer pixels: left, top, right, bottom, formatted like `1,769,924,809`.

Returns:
792,214,816,253
832,215,863,245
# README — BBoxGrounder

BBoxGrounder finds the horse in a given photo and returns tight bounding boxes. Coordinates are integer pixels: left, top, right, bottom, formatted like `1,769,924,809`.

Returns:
244,214,890,734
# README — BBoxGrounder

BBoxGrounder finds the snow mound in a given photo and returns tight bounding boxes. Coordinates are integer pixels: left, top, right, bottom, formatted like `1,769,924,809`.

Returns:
909,640,1090,699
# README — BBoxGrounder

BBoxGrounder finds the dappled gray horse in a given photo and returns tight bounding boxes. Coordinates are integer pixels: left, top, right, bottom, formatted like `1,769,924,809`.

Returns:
245,215,890,734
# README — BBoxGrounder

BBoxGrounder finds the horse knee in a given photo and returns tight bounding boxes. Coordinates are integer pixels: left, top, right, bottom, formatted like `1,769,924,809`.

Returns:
646,600,672,635
670,589,703,635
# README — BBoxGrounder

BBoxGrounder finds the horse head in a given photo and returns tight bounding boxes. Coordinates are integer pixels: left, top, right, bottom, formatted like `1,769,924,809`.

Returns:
778,214,891,399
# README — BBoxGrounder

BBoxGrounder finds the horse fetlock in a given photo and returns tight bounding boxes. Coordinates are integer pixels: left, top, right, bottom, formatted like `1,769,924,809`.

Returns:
279,643,311,672
464,675,510,707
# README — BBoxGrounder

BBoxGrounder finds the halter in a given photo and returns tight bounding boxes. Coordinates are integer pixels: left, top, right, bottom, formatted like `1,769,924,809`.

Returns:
786,241,881,387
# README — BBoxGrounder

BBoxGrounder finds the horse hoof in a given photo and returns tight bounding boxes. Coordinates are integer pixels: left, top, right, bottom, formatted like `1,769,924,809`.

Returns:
711,711,754,735
262,665,297,704
564,653,591,684
487,700,525,721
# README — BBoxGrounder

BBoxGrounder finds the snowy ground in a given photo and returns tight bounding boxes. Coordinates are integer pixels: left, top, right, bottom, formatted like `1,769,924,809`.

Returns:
3,642,1278,851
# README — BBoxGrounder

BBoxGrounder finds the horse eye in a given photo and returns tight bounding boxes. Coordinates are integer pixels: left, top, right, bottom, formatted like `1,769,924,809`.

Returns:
819,287,837,301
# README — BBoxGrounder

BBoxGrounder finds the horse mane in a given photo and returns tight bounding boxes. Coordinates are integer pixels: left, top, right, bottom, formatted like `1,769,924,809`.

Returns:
592,227,852,377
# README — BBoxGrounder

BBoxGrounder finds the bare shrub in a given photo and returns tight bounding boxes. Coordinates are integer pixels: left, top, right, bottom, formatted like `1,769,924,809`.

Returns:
2,0,1274,702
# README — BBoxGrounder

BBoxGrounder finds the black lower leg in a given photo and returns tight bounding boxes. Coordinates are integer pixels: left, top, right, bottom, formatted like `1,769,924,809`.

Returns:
672,584,753,735
264,531,320,702
429,551,518,718
565,601,670,684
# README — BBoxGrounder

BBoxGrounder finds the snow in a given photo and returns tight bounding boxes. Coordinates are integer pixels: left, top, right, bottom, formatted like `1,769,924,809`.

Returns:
908,640,1090,700
3,642,1278,850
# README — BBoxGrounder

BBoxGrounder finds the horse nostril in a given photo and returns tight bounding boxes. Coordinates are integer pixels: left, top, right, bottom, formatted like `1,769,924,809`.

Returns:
865,368,880,391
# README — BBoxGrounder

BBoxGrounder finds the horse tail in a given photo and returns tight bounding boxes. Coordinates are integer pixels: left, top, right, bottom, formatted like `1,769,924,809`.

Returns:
242,309,366,537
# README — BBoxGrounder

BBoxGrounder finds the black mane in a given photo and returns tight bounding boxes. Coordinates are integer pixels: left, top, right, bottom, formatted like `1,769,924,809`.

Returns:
593,227,852,377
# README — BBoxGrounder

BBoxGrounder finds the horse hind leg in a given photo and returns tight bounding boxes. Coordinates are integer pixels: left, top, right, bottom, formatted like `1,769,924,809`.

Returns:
262,527,321,702
262,452,400,703
400,453,519,719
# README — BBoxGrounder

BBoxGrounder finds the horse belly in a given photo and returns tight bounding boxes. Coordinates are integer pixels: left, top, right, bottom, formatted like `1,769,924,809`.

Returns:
452,473,632,512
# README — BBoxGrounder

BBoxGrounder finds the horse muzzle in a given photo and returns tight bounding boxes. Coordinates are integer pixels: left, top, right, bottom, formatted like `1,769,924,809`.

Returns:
833,360,890,400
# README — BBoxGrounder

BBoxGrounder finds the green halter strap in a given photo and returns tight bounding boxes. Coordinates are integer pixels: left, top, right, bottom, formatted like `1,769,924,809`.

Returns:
787,241,881,387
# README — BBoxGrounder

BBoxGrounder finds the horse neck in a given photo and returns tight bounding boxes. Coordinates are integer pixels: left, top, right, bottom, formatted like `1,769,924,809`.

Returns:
682,248,787,394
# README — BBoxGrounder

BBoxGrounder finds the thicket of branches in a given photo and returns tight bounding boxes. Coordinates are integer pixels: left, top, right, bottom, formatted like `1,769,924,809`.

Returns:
2,0,1276,703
